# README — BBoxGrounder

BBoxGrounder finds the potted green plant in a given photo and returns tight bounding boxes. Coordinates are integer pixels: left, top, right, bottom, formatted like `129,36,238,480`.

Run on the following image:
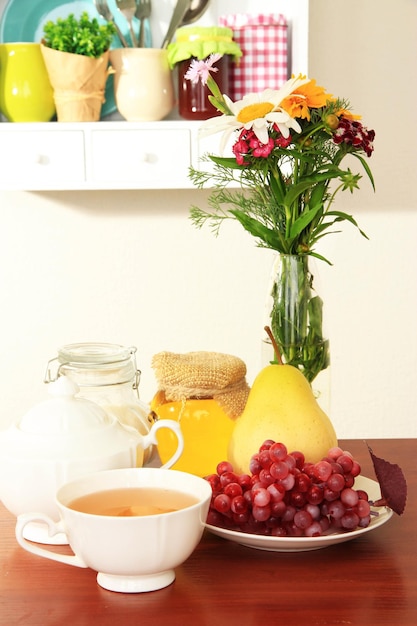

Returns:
41,12,116,121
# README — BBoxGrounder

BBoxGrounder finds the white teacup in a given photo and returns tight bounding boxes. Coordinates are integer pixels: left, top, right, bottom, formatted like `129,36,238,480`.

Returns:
15,467,211,593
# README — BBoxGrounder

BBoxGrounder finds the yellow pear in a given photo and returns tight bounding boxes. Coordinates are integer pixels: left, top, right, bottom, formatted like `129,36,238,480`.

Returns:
228,363,337,474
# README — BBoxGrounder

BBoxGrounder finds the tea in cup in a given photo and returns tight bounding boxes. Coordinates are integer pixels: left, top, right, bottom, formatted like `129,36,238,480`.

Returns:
15,467,211,593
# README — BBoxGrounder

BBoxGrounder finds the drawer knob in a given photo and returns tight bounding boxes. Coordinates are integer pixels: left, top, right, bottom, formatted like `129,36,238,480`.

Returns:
139,153,158,164
36,154,50,166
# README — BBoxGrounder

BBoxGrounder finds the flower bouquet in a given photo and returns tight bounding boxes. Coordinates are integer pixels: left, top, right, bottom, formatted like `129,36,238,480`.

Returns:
187,54,375,384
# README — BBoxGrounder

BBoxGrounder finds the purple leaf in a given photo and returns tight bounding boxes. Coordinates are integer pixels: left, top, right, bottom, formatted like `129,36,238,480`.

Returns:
367,443,407,515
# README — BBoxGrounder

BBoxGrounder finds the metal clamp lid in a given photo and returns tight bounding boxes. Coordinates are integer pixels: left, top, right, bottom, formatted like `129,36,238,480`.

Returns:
44,343,141,391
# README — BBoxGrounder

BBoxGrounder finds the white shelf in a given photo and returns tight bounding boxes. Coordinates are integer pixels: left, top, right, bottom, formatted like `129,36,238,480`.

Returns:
0,120,210,190
0,0,309,191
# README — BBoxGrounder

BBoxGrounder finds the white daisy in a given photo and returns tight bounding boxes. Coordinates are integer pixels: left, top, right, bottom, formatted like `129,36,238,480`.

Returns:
199,75,311,153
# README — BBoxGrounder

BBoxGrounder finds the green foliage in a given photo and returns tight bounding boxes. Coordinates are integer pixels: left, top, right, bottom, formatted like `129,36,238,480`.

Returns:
43,12,116,58
188,67,375,382
190,142,373,265
189,98,375,265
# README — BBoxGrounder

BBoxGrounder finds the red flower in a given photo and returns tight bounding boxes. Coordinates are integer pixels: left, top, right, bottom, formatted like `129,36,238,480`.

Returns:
249,135,275,158
232,131,250,165
333,116,375,157
232,126,293,165
275,134,292,148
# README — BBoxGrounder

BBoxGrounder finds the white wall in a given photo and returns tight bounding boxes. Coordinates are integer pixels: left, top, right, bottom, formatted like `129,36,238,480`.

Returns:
0,0,416,440
308,0,417,438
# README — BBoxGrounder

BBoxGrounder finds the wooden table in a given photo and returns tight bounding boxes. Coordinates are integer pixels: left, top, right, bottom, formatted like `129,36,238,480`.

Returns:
1,439,416,626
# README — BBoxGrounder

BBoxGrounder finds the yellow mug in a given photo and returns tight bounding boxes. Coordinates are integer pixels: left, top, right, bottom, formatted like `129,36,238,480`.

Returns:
0,42,55,122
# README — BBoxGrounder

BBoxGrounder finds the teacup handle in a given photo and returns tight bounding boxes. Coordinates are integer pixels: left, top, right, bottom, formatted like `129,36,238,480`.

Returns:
142,419,184,469
15,513,88,569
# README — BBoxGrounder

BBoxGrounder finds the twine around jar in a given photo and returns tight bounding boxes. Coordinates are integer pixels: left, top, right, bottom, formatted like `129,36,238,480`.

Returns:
151,351,250,419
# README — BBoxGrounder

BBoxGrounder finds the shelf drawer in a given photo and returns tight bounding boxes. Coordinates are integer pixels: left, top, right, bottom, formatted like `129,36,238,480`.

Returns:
90,128,192,188
0,130,85,187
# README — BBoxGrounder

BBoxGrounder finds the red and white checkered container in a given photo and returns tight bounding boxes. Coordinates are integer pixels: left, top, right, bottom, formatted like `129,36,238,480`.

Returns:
218,13,288,101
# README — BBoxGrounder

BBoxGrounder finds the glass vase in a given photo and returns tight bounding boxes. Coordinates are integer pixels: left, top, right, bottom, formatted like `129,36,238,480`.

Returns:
262,254,331,410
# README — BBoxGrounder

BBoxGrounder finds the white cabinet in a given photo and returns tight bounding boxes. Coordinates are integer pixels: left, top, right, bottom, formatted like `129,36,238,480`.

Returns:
0,0,309,191
0,128,86,187
0,121,201,190
89,126,193,189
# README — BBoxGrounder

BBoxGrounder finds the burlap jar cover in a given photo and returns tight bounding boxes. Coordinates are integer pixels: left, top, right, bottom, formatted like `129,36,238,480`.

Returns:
151,351,250,420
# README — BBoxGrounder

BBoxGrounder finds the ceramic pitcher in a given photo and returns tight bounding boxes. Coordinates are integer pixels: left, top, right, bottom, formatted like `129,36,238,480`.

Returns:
110,48,174,122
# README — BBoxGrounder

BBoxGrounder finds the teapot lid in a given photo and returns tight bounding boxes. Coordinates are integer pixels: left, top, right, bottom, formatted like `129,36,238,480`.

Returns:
18,375,112,435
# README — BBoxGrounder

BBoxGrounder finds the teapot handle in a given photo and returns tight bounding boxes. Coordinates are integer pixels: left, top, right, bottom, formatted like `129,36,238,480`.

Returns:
142,420,184,469
15,513,88,568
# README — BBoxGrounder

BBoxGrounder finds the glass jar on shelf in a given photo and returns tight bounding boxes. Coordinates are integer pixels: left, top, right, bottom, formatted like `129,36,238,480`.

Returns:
167,26,242,120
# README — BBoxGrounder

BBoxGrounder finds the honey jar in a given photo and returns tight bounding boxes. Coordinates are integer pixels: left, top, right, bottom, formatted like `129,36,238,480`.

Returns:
150,351,250,477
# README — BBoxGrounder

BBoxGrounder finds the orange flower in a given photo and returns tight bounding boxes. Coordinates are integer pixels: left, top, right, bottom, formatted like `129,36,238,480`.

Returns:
336,107,362,121
281,78,332,120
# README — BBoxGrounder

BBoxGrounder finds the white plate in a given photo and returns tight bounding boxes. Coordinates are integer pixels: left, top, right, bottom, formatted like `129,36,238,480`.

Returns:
205,476,393,552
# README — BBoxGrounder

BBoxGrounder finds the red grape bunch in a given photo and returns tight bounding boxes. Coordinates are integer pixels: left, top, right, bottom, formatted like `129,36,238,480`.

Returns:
205,440,373,537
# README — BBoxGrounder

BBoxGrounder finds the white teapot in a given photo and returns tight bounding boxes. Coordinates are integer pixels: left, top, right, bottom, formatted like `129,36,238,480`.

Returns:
0,376,183,543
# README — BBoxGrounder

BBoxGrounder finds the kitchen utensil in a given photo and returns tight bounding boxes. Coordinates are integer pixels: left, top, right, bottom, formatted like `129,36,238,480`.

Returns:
181,0,211,27
94,0,130,48
161,0,191,49
135,0,152,48
116,0,139,47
